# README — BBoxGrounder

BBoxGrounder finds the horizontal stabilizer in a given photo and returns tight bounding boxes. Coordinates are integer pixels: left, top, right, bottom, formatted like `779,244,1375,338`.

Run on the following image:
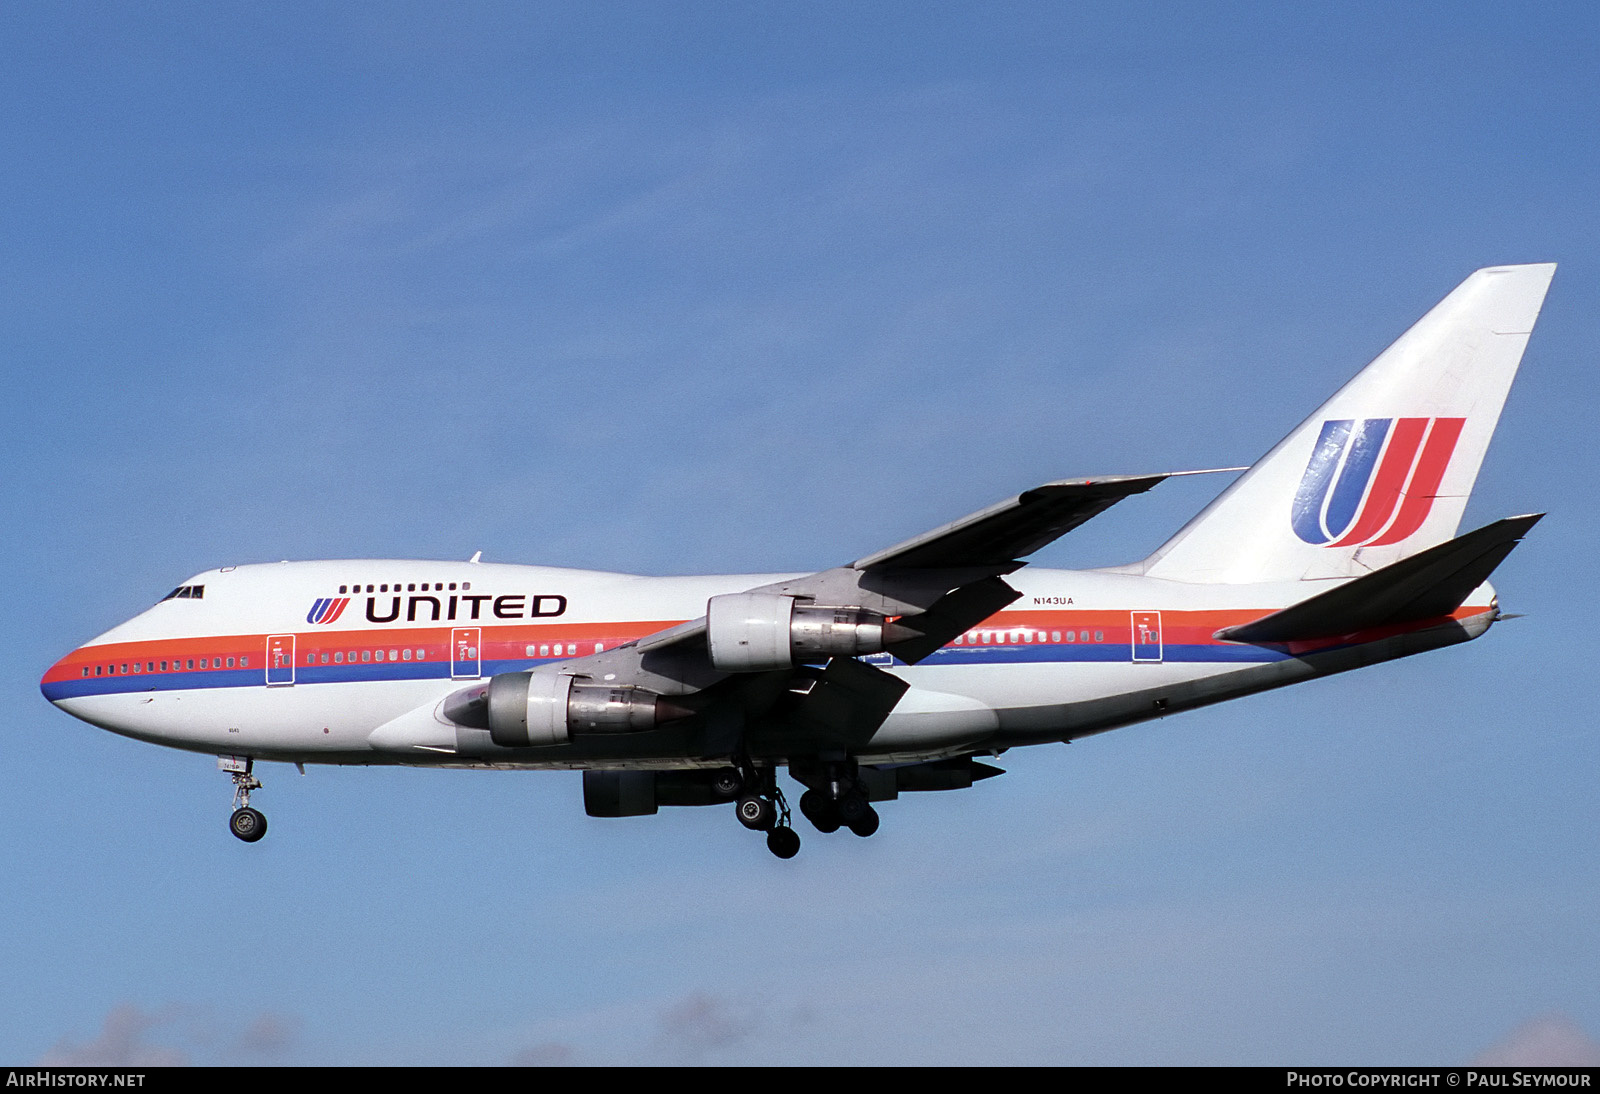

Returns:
1215,513,1542,644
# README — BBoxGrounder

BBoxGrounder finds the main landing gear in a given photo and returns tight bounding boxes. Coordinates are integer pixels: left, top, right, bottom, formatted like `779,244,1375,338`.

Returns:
219,755,267,843
724,757,887,857
728,761,801,859
797,760,879,838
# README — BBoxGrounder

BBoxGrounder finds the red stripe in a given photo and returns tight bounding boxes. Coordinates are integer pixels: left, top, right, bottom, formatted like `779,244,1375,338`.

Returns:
1368,418,1466,546
1329,417,1427,547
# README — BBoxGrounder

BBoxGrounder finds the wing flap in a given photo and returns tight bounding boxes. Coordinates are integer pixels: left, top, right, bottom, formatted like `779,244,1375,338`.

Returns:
884,576,1023,664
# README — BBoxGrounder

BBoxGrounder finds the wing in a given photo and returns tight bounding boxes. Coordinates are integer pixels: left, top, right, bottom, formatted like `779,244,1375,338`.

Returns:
431,469,1234,760
850,473,1173,569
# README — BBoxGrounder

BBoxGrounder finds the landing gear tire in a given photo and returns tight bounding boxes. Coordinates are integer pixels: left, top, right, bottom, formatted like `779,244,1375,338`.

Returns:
230,807,268,843
799,790,842,834
709,768,744,800
836,791,869,825
847,805,880,838
766,826,801,859
735,794,775,831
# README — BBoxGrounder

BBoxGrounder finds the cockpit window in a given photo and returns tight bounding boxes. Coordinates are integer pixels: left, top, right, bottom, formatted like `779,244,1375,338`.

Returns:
161,585,205,602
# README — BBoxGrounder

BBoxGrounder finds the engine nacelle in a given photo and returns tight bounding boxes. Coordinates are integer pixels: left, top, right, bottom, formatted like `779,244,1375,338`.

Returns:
706,592,892,672
482,672,678,748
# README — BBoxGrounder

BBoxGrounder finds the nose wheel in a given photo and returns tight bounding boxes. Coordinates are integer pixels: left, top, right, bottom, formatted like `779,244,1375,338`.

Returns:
230,806,267,842
219,755,268,844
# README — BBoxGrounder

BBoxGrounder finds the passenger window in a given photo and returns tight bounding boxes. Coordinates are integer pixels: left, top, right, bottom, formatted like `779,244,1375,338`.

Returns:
186,659,194,670
403,649,413,661
1094,631,1103,642
539,644,549,657
389,649,398,661
362,650,371,662
227,657,235,668
334,652,344,663
594,642,604,654
239,656,248,668
320,653,328,664
526,645,537,657
132,663,141,674
160,661,168,671
95,666,103,676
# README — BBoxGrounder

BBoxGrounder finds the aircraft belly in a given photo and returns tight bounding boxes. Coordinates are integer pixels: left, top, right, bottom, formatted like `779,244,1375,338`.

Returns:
898,660,1241,719
59,679,452,755
866,686,998,749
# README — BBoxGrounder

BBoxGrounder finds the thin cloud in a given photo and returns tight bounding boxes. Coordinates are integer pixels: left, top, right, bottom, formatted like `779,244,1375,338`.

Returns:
511,1042,577,1066
1473,1014,1600,1067
37,1004,188,1068
37,1003,305,1067
656,991,756,1058
234,1011,301,1058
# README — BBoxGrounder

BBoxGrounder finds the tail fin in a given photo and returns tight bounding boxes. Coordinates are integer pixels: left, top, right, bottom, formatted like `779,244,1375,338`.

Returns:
1138,264,1555,583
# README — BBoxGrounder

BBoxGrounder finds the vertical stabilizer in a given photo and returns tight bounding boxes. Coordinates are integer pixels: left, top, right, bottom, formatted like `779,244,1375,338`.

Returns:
1138,264,1554,583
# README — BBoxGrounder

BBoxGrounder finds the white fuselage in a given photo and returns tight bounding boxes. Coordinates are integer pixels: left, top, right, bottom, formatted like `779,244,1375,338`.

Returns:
41,559,1496,769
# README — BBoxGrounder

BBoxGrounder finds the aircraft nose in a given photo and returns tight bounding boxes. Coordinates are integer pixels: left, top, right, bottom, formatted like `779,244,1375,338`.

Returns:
40,647,84,706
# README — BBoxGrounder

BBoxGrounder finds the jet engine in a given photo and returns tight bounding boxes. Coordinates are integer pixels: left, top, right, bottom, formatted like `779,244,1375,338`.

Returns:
705,592,902,672
446,673,689,748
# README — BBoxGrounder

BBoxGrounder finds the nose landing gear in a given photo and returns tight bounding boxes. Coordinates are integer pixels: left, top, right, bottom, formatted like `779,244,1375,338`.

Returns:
219,755,267,843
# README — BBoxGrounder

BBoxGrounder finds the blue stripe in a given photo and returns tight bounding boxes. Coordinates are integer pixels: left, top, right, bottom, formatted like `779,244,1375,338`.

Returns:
44,642,1300,702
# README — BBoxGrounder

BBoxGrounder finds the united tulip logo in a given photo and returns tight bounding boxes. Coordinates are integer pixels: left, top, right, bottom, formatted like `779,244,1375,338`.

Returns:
306,597,351,625
1291,417,1465,547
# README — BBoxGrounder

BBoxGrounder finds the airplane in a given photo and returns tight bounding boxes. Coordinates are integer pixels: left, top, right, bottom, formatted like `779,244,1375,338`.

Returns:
40,263,1555,858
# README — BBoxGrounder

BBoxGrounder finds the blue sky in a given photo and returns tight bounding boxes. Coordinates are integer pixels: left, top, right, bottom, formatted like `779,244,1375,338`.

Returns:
3,1,1598,1065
